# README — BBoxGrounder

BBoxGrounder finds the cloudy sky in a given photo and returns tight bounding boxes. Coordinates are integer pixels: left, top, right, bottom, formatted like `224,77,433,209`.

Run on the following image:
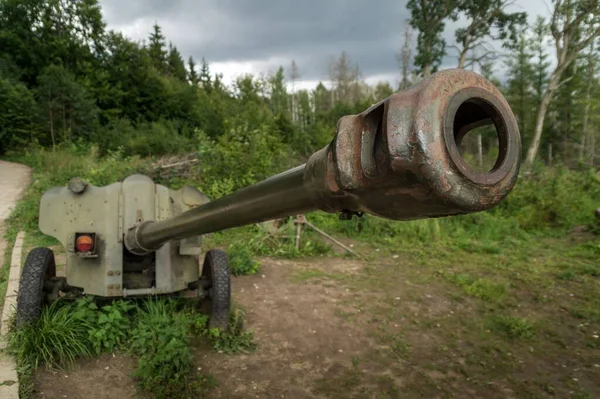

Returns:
98,0,551,90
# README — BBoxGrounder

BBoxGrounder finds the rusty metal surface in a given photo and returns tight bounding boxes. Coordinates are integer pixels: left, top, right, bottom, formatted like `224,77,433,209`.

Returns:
120,69,520,254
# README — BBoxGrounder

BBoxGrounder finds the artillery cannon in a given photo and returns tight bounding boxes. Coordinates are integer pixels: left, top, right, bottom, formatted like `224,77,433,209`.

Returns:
16,69,521,329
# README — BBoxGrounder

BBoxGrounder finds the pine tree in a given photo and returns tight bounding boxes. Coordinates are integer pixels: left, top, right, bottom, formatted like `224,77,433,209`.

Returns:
167,43,187,82
504,33,535,146
530,17,550,107
188,56,199,86
148,23,167,74
269,66,288,116
199,58,211,91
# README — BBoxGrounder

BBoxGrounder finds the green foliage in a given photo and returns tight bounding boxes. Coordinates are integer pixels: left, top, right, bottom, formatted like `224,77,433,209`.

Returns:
444,273,507,302
228,242,261,276
490,315,535,339
407,0,459,75
9,296,256,398
73,297,135,354
9,302,93,369
199,123,294,198
190,306,258,354
130,300,201,398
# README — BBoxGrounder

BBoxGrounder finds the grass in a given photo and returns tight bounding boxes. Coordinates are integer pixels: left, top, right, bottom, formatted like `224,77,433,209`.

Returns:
8,298,257,399
489,315,535,339
9,302,93,369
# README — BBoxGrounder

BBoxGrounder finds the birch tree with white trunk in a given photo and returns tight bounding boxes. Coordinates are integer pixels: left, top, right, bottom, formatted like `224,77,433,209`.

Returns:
524,0,600,170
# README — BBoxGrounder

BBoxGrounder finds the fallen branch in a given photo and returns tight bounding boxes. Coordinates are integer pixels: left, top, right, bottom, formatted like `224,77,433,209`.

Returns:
304,220,362,259
156,159,199,169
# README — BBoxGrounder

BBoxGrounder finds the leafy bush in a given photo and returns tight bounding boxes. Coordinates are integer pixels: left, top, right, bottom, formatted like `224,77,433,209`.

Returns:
198,123,295,198
73,297,135,354
228,242,261,276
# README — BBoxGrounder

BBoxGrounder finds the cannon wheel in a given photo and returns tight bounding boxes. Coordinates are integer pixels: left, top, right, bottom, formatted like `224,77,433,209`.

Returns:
202,249,230,330
16,247,56,327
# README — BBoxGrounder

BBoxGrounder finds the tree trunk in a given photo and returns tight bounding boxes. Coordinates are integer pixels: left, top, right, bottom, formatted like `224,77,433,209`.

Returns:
49,109,55,151
423,63,431,77
458,49,468,69
524,73,560,170
62,106,67,141
581,84,591,162
590,128,596,167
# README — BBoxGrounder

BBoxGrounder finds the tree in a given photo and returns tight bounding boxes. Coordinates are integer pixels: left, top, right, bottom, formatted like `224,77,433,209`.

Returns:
454,0,527,68
579,40,599,163
167,43,187,82
407,0,459,77
504,32,535,143
148,23,167,74
199,57,211,91
288,60,300,122
329,51,362,104
36,64,97,149
313,82,331,116
397,25,413,89
524,0,600,170
269,66,288,116
373,81,394,101
530,17,551,106
0,64,38,152
188,56,199,86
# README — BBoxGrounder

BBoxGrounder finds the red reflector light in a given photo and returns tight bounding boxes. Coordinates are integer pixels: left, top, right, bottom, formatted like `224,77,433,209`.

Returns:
76,235,94,252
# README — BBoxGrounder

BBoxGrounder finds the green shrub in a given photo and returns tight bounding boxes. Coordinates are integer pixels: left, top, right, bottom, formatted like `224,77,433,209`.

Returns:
72,297,135,354
199,123,295,198
490,315,535,339
228,242,261,276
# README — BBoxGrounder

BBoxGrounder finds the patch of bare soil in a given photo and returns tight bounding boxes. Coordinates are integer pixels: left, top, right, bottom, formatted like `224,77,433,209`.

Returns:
196,258,382,398
34,353,141,399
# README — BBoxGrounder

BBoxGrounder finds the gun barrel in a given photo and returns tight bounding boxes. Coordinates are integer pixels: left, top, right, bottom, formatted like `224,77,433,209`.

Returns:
125,69,521,254
126,166,315,252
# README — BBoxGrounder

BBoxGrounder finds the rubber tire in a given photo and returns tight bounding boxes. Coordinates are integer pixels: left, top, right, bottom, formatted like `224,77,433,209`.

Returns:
202,250,230,330
16,247,56,327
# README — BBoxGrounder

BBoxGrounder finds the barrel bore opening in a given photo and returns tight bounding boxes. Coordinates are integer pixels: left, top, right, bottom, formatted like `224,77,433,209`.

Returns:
451,98,508,175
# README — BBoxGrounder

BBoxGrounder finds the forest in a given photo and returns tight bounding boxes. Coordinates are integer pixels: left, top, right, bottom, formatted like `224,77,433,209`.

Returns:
0,0,599,172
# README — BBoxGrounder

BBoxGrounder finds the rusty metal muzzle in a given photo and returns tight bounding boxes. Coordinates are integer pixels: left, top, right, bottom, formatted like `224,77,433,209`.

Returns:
304,68,521,220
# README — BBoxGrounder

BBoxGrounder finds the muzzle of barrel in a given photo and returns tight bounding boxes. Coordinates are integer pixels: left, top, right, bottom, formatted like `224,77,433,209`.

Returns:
304,68,521,220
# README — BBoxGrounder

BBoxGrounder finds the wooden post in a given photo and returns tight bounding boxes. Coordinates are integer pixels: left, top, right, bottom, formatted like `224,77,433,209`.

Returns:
294,215,306,250
548,143,553,167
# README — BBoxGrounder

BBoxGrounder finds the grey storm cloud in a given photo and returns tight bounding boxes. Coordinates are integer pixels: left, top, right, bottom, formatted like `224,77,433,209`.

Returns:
98,0,548,84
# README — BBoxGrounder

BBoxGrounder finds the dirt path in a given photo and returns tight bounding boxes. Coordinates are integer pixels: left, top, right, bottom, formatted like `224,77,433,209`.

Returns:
0,160,31,223
0,159,31,285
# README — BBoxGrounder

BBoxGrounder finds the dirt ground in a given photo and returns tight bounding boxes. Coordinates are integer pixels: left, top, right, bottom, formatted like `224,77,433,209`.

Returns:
33,250,600,399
